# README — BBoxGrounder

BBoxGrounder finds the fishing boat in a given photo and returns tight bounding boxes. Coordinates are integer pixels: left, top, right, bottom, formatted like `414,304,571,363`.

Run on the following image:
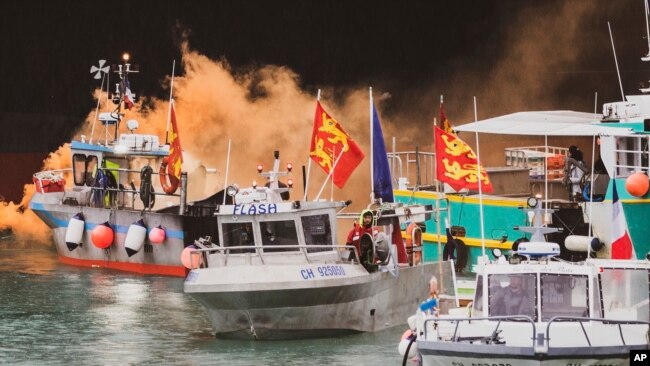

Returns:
183,91,463,340
29,55,220,276
183,150,457,340
399,198,650,366
391,25,650,273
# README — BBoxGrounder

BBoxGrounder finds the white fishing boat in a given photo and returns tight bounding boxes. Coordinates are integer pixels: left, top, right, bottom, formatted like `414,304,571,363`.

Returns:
183,150,455,340
399,198,650,366
184,91,461,340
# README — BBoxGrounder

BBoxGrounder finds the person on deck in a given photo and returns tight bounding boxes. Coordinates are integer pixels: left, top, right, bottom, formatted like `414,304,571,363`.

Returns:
346,210,379,262
564,145,589,201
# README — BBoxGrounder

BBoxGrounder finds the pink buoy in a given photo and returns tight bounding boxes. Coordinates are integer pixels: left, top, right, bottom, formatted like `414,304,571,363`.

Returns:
148,225,166,244
625,172,649,197
181,245,202,269
91,222,114,249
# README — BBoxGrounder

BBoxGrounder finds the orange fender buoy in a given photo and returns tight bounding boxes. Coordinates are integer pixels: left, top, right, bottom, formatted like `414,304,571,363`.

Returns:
148,225,166,244
159,157,180,195
625,172,649,197
181,245,202,269
91,222,114,249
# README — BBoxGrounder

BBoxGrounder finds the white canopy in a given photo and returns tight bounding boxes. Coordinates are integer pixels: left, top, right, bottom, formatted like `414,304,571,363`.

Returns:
455,111,635,136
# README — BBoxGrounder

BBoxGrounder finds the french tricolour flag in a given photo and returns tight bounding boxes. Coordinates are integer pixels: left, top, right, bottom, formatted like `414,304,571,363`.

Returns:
611,182,635,259
123,79,135,110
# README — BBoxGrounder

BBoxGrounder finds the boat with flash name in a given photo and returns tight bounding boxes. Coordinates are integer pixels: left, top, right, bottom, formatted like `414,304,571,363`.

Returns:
183,150,457,340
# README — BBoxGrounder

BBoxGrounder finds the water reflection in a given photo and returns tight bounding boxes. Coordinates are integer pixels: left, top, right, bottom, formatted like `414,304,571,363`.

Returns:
0,240,405,365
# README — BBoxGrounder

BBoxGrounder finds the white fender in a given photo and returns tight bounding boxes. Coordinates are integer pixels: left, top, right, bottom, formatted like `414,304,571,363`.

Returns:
65,212,85,251
125,219,147,257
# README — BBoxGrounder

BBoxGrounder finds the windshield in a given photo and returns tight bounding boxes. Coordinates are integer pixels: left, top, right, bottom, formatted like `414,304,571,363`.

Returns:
540,273,589,321
600,268,649,321
488,273,537,320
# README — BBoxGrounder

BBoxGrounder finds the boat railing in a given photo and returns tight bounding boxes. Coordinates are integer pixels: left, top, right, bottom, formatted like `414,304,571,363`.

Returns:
613,135,650,177
545,316,650,347
35,166,189,213
189,244,360,269
423,315,536,346
387,151,436,190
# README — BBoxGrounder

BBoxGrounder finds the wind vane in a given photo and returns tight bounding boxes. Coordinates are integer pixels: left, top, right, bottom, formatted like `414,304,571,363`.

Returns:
90,59,110,79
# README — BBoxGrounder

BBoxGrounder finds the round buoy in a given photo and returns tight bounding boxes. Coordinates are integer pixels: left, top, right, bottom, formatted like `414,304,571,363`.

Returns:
397,329,417,357
148,225,166,244
181,245,202,269
91,222,114,249
625,172,649,197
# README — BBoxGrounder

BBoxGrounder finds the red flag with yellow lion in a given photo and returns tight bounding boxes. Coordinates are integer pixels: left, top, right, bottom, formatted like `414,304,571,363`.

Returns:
434,126,493,193
310,101,364,188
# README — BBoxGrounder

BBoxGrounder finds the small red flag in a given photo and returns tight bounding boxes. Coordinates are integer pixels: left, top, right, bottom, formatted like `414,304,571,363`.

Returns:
434,126,493,193
309,101,364,188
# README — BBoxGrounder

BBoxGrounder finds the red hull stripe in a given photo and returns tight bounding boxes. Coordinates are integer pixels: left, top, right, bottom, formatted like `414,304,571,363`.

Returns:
58,255,187,277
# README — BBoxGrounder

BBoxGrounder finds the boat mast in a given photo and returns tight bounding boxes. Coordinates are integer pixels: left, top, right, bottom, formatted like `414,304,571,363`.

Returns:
369,87,375,203
641,0,650,61
607,22,625,101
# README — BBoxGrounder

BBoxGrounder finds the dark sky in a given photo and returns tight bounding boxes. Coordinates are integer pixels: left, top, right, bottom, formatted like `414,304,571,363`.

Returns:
1,0,648,138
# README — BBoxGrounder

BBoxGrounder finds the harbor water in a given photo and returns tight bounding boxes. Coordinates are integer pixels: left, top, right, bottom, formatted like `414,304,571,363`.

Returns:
0,240,407,365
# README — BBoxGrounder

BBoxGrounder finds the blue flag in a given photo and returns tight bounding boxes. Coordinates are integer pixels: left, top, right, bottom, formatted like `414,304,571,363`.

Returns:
372,103,394,202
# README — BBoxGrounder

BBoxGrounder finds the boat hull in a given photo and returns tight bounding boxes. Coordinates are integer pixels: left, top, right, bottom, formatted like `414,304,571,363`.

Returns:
185,262,441,340
417,342,642,366
29,192,212,277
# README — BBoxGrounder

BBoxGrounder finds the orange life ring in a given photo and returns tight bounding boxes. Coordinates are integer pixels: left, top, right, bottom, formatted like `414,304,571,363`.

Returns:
159,157,180,194
405,222,422,265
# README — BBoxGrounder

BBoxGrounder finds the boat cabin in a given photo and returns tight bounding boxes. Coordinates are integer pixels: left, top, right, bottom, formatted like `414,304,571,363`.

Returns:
195,186,348,266
470,258,650,323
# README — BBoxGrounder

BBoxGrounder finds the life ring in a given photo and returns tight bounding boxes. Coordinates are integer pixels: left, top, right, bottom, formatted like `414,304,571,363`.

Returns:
159,157,180,194
443,238,468,272
405,222,422,265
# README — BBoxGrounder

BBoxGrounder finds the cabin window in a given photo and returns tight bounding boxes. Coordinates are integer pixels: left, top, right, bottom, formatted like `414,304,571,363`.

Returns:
472,275,484,318
221,222,255,253
301,214,332,253
85,155,98,186
259,220,299,252
488,273,537,321
72,154,100,186
540,274,588,321
72,154,87,186
599,268,649,322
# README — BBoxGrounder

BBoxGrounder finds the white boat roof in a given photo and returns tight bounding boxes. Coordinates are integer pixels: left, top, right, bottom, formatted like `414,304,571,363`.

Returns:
455,111,636,136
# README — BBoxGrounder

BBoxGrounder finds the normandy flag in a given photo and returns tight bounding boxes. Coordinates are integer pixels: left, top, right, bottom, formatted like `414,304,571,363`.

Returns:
309,101,364,188
168,101,183,180
434,126,493,193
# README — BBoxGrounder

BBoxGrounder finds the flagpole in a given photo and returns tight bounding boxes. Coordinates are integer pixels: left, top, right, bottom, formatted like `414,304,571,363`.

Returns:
370,87,375,203
314,149,345,201
587,134,596,258
222,139,232,205
474,96,486,257
303,89,320,201
544,135,549,205
330,145,335,201
166,60,176,145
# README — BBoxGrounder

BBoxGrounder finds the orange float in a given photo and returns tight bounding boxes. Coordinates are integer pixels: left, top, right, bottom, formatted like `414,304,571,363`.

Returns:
404,222,422,265
625,172,649,197
91,222,114,249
